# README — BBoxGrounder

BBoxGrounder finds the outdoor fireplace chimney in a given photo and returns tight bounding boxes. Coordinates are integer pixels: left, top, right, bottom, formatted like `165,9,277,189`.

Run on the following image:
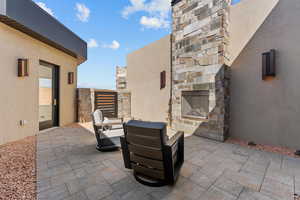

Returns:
171,0,231,142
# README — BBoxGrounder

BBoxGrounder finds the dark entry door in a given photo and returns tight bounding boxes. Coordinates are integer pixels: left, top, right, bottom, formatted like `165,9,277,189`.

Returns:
39,61,59,130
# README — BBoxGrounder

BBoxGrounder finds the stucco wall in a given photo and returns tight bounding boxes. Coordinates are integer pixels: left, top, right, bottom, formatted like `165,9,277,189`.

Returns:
228,0,279,66
230,0,300,149
127,35,171,122
0,0,5,14
0,22,78,145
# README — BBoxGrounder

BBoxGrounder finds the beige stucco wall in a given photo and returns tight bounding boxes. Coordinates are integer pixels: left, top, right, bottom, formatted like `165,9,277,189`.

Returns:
228,0,279,66
127,35,171,122
230,0,300,149
0,22,78,145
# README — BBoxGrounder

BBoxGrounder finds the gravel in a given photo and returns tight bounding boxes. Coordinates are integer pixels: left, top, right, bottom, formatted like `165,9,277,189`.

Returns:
227,138,300,158
0,136,36,200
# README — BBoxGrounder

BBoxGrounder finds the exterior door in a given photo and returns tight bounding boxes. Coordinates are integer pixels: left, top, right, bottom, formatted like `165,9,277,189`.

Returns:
39,61,59,130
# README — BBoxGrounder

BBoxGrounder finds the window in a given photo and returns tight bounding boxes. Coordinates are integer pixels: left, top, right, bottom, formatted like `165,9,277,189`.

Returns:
160,71,166,89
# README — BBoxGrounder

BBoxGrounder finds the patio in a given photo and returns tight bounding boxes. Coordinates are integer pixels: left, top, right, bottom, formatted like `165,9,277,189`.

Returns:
37,125,300,200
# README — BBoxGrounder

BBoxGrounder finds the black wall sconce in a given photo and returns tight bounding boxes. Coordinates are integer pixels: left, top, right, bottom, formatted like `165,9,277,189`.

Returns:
18,59,29,77
262,49,276,80
160,70,166,89
68,72,74,84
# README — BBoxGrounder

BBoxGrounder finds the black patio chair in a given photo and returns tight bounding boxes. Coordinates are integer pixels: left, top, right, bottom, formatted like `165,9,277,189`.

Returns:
120,120,184,187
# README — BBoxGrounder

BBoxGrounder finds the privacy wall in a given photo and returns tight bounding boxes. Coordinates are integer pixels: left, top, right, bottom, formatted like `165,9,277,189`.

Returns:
127,35,171,123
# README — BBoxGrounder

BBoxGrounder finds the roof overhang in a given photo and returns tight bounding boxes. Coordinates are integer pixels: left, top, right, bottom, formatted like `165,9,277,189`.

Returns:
0,0,87,64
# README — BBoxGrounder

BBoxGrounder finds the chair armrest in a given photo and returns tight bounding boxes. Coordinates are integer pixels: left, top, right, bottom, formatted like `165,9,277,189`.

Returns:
120,136,132,169
162,131,184,185
166,131,184,147
163,131,184,185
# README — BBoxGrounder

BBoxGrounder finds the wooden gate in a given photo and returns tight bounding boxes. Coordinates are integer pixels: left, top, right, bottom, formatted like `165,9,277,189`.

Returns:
94,90,118,118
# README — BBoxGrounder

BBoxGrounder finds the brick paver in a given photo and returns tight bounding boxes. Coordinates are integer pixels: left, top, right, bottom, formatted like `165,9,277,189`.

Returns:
37,125,297,200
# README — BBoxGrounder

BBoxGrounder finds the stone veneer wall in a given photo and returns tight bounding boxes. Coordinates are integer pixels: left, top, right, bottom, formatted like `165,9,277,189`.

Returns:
171,0,231,141
116,66,131,120
116,66,127,90
77,88,95,123
117,92,131,119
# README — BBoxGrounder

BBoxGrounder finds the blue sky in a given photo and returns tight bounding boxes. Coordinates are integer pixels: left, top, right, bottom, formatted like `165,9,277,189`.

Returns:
35,0,240,89
35,0,171,89
232,0,241,5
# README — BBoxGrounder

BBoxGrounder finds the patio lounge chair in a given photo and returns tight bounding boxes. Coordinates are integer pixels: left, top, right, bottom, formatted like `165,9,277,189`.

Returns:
120,120,184,187
92,109,123,152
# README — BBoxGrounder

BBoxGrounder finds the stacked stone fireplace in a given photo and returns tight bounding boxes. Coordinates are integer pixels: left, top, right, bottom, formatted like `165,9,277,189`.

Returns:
171,0,231,141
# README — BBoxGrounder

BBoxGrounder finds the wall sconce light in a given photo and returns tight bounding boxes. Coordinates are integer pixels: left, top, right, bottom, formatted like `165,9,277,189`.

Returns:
262,49,276,80
18,59,29,77
68,72,74,84
160,70,166,89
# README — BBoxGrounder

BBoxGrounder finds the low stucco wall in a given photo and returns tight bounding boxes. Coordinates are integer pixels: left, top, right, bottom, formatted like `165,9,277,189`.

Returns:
0,22,78,145
230,0,300,149
127,35,171,122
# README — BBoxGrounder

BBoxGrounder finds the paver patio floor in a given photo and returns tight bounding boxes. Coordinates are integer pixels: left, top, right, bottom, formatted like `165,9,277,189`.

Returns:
37,125,300,200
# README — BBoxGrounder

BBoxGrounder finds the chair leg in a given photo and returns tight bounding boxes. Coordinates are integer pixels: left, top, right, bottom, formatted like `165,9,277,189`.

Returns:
95,131,103,151
93,126,102,145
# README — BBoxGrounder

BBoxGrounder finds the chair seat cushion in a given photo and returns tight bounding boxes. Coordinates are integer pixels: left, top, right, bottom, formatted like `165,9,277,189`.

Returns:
103,118,122,125
95,122,103,127
95,119,122,127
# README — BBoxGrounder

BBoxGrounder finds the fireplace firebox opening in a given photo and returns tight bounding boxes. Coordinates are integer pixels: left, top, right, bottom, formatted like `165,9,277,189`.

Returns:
181,90,209,119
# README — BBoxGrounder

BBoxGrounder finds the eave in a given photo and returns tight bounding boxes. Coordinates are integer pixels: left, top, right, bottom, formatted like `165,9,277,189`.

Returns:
0,0,87,64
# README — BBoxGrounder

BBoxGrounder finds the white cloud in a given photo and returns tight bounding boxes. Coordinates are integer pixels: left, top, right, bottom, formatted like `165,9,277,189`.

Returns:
122,0,171,18
140,16,169,29
102,40,120,50
87,39,99,48
122,0,171,29
122,0,146,18
36,2,54,16
75,3,90,22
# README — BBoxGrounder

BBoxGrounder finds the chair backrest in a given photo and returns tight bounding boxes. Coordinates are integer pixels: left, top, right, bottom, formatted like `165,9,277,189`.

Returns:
92,109,103,125
124,120,167,180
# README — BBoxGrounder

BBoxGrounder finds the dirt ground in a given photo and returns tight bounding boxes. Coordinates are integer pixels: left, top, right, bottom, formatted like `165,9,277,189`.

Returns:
0,136,36,200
